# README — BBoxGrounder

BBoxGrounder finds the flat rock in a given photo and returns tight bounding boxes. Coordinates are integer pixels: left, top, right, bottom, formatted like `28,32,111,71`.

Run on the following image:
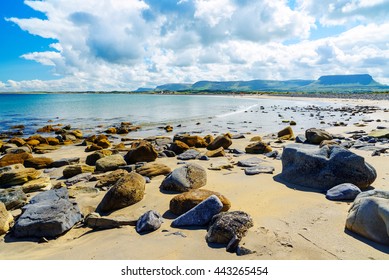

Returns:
95,154,126,172
65,173,92,186
13,188,82,238
63,165,95,179
0,187,27,210
84,212,136,230
346,190,389,245
51,157,80,168
97,172,146,212
368,129,389,139
244,166,275,175
136,162,171,178
0,152,33,167
237,157,266,167
160,163,207,192
281,144,376,191
22,176,52,193
170,189,231,215
171,195,223,227
326,183,361,201
177,149,201,160
24,157,54,169
173,135,207,148
86,150,112,166
0,168,42,188
136,210,164,233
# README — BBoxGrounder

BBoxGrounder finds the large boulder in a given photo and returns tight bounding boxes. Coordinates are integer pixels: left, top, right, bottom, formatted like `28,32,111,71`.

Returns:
63,165,95,179
171,195,223,227
0,202,13,235
0,187,27,210
207,134,232,151
24,157,54,169
280,144,376,190
136,210,164,233
170,189,231,215
13,188,82,238
95,154,126,172
305,128,333,145
97,172,146,212
245,141,272,154
346,190,389,245
0,152,33,167
0,168,41,188
124,140,158,164
206,211,254,252
160,163,207,192
136,162,171,178
95,169,129,189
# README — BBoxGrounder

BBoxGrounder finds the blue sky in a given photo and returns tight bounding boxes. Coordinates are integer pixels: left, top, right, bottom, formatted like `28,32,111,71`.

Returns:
0,0,389,91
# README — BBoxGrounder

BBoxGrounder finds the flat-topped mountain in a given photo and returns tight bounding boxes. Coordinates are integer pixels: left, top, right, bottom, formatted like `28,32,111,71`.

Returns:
139,74,388,93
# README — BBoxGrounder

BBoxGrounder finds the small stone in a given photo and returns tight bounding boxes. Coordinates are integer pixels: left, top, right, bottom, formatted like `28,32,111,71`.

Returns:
326,183,362,201
136,210,164,233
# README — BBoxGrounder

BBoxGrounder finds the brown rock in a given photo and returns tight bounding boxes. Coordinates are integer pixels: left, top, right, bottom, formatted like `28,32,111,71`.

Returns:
173,135,208,148
277,126,294,140
124,140,158,164
0,152,33,167
164,125,173,132
97,138,111,149
33,144,60,153
24,157,54,169
319,140,340,148
0,168,41,188
305,128,333,145
250,136,262,142
245,141,272,154
113,143,128,151
105,127,117,134
63,165,95,179
8,137,26,147
26,139,40,146
46,137,60,145
97,172,146,212
136,162,172,177
22,177,52,193
205,147,226,157
169,140,190,155
0,202,14,235
37,125,55,133
170,189,231,215
85,143,103,152
95,169,129,189
86,150,113,166
70,129,83,139
204,135,214,145
207,134,232,150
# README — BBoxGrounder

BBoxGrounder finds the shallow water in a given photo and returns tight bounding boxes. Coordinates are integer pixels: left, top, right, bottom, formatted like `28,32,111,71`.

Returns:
0,93,365,138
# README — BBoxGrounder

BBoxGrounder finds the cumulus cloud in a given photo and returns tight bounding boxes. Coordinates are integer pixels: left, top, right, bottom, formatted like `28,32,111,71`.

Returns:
2,0,389,91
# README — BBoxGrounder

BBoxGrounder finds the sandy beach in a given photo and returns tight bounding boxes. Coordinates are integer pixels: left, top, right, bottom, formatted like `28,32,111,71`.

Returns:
1,94,389,260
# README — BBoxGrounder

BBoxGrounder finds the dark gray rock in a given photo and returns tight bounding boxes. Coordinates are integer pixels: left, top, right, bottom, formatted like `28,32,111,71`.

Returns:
65,172,92,186
206,211,254,253
13,188,82,238
198,155,210,161
326,183,362,201
161,150,176,157
136,210,164,233
280,144,376,191
0,187,27,210
244,166,275,175
346,190,389,245
171,195,223,227
176,149,201,160
51,157,80,168
237,157,266,167
295,134,307,143
160,163,207,192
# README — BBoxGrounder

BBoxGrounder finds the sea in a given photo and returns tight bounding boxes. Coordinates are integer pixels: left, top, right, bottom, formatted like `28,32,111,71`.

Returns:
0,93,367,139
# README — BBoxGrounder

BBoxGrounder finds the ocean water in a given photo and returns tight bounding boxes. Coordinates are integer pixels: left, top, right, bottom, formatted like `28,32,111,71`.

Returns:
0,93,365,138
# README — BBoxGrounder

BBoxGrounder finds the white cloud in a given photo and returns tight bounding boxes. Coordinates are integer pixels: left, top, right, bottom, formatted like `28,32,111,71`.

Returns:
2,0,389,91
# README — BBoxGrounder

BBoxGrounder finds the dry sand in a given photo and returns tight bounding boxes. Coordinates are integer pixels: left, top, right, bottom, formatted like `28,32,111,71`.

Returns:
1,95,388,260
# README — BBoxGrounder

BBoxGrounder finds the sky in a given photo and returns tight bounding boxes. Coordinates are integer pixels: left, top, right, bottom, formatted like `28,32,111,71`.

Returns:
0,0,389,91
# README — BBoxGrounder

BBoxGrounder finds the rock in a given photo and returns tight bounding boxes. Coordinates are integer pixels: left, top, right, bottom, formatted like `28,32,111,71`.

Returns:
124,140,158,164
84,212,137,230
118,164,144,173
277,126,294,140
51,157,80,168
207,134,232,150
22,177,52,193
245,141,272,154
8,137,26,147
295,134,307,143
13,188,82,238
28,135,48,145
319,140,340,148
63,165,95,179
0,152,33,167
231,134,245,139
85,144,103,152
204,135,214,145
160,163,207,193
95,155,126,172
250,136,262,142
105,127,117,134
177,149,201,160
326,183,361,201
97,172,146,212
290,121,297,126
169,140,190,155
33,144,60,153
173,135,208,148
65,173,92,186
0,168,41,188
37,125,56,133
305,128,333,145
0,202,13,235
171,195,223,227
170,189,231,215
95,169,129,189
86,150,112,166
206,211,254,252
70,129,83,139
205,147,226,158
46,137,60,145
237,157,266,167
281,144,377,190
368,129,389,138
244,166,275,175
24,157,54,169
136,162,171,178
161,150,176,157
0,187,27,210
136,210,164,233
346,190,389,245
96,138,111,149
164,125,173,132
